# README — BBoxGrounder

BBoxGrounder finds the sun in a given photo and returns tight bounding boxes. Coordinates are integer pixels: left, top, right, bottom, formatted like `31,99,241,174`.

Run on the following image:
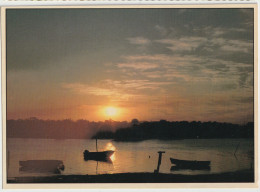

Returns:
104,107,117,117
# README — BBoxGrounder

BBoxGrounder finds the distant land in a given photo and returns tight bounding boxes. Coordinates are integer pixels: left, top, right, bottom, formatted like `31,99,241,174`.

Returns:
7,117,130,139
7,117,253,140
92,120,254,141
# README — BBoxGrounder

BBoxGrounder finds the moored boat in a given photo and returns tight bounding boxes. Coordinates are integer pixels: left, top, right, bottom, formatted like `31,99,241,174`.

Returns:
83,150,114,162
170,165,210,171
170,158,210,169
19,160,65,173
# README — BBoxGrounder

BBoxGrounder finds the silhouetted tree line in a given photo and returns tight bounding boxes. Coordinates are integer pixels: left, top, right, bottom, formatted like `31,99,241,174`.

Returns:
7,117,130,139
92,120,254,141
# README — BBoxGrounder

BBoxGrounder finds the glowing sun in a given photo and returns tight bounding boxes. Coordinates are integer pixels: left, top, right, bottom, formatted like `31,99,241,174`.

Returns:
104,107,117,117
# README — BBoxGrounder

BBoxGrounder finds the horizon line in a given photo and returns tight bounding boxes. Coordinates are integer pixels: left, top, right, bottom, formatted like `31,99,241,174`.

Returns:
6,117,253,125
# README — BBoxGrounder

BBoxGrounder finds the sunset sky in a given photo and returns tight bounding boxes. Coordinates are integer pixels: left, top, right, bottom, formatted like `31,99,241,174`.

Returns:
6,8,254,123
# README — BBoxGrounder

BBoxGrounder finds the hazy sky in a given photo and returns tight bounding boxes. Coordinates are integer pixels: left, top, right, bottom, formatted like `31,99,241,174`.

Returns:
6,8,254,123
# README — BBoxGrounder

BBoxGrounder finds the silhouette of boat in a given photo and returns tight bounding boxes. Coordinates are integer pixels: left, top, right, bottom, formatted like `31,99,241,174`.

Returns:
170,158,210,169
84,138,115,162
83,150,114,162
19,160,65,174
170,165,210,171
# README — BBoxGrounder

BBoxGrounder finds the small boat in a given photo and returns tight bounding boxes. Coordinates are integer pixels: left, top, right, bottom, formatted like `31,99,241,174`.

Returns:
170,158,210,170
84,138,114,162
83,150,114,162
19,160,65,174
170,165,210,171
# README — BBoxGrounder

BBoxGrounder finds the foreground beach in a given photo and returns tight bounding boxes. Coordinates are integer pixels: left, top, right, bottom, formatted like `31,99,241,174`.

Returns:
8,170,254,183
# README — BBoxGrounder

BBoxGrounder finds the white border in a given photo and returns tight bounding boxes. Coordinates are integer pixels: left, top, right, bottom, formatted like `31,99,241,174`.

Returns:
0,2,259,192
0,0,257,7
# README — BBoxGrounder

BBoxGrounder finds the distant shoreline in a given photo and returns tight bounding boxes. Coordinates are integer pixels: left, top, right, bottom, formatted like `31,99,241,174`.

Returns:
8,170,254,183
7,119,254,140
93,121,254,142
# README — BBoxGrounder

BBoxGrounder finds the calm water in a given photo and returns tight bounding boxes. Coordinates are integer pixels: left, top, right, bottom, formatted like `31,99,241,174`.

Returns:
7,138,254,177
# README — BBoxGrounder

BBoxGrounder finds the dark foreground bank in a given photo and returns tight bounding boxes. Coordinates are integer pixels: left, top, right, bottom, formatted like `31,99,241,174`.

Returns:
8,170,254,183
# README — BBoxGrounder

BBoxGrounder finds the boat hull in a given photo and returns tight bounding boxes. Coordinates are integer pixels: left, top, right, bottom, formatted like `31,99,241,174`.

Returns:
170,165,210,171
83,150,114,162
170,158,210,170
19,160,65,173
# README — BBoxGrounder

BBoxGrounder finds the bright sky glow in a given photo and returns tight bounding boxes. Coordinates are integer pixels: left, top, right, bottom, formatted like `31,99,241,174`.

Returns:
6,8,254,124
104,107,117,117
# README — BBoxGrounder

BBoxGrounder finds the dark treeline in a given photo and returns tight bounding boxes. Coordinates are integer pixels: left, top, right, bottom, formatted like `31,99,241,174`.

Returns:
92,120,254,141
7,118,254,140
7,117,130,139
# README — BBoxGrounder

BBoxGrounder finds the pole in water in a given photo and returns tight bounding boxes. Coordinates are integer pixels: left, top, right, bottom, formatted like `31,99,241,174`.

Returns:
96,161,98,174
234,142,240,156
154,151,165,173
96,138,98,152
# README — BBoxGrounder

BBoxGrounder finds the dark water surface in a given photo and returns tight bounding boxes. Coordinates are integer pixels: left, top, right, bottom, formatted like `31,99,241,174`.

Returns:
7,138,254,177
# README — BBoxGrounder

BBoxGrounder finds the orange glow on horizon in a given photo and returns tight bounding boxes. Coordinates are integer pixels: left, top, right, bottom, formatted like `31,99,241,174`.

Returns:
103,106,120,119
105,107,117,116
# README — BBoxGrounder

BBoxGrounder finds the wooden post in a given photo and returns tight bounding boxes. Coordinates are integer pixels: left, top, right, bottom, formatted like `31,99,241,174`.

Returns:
154,151,165,173
96,138,98,152
96,161,98,175
234,142,240,156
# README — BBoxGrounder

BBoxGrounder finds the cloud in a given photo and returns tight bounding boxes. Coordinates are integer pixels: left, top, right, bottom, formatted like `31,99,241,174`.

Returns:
153,24,253,57
238,72,252,88
117,62,159,70
104,79,172,90
119,54,210,82
220,40,253,53
211,28,226,37
62,82,140,104
65,12,253,121
155,35,252,54
155,25,168,36
124,25,253,92
206,27,247,37
62,83,118,96
210,38,253,53
221,45,248,53
123,54,170,63
127,37,151,45
116,48,253,90
155,37,208,52
62,79,173,105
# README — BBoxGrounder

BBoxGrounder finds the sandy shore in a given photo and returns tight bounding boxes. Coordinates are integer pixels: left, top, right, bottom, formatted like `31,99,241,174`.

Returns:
7,170,254,183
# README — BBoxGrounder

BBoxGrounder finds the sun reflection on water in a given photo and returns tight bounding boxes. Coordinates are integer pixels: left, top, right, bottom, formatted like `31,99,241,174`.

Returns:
104,142,116,162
